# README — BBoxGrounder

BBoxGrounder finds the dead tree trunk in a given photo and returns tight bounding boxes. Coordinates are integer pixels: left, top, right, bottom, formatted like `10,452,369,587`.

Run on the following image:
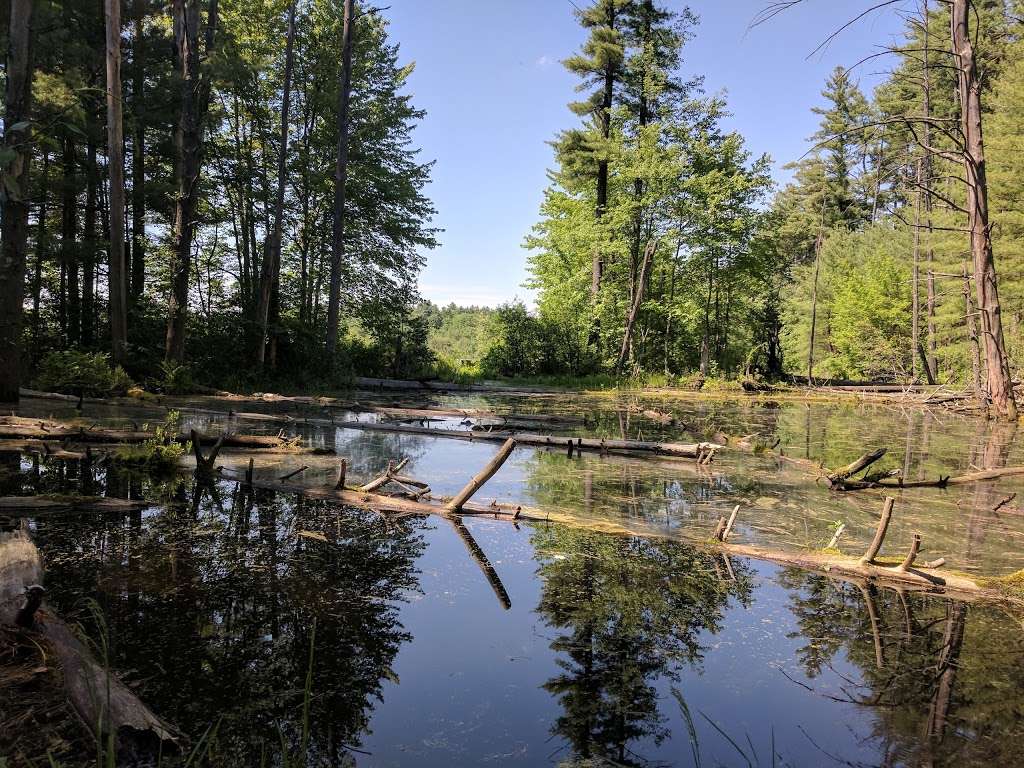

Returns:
165,0,219,363
325,0,354,359
951,0,1017,420
0,0,34,405
963,265,983,398
106,0,128,363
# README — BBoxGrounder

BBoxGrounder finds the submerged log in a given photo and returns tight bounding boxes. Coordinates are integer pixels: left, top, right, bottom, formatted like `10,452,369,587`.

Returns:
322,419,720,460
1,526,180,755
0,496,148,514
836,465,1024,490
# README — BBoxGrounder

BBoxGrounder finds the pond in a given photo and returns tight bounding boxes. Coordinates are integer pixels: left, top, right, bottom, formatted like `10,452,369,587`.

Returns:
3,391,1024,766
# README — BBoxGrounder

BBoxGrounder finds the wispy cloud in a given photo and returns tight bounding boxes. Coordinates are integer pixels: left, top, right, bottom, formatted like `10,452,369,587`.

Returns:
534,54,552,69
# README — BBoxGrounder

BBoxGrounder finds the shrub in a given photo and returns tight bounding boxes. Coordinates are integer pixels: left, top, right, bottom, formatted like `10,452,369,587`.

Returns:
111,411,188,474
34,351,132,397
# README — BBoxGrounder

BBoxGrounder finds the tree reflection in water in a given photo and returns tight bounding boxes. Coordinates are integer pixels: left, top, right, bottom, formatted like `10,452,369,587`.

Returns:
23,464,426,765
532,526,753,767
779,569,1024,767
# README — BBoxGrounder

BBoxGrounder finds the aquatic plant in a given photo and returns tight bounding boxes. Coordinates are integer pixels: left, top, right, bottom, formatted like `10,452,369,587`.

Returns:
111,411,188,474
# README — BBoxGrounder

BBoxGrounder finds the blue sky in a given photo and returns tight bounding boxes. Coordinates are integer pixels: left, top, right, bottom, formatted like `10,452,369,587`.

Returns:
381,1,910,308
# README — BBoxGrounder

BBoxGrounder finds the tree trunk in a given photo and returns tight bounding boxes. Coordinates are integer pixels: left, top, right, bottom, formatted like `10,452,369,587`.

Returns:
963,264,983,399
615,238,657,373
255,0,296,370
31,151,48,351
130,0,146,301
81,139,96,346
911,158,923,382
0,0,34,404
922,0,937,382
106,0,128,363
61,135,79,346
165,0,219,363
951,0,1017,419
324,0,354,359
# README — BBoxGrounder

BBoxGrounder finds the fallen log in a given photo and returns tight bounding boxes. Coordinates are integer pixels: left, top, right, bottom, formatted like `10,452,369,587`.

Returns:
359,458,410,493
323,419,720,460
217,464,1022,607
1,526,181,757
0,496,149,514
835,465,1024,491
0,420,296,451
826,448,887,485
0,439,90,460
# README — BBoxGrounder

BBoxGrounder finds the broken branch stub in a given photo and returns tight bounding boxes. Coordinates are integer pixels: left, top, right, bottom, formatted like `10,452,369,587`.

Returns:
860,496,895,565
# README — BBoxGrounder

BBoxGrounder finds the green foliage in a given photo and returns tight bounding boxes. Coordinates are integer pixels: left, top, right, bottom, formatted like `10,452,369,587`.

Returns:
157,361,198,395
480,303,549,377
782,227,912,380
33,351,132,397
112,411,188,474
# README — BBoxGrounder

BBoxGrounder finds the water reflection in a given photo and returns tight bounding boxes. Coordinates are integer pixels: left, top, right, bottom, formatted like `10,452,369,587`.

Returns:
3,453,1024,766
9,464,426,764
780,569,1024,767
534,527,752,766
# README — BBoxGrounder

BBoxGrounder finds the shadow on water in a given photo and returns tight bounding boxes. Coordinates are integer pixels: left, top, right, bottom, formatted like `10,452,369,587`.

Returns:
2,403,1024,765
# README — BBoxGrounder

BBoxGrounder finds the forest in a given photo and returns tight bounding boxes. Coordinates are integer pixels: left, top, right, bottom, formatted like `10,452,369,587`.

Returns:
5,2,1024,766
0,0,1022,418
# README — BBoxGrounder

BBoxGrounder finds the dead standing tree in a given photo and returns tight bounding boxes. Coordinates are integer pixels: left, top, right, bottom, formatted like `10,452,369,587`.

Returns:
753,0,1018,419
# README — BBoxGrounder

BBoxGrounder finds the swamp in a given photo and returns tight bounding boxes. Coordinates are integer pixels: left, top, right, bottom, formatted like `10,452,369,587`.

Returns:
3,387,1024,767
4,0,1024,765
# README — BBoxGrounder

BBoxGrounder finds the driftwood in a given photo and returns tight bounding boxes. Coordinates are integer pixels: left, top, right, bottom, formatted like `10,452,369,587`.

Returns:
1,526,180,756
860,497,895,565
359,458,410,493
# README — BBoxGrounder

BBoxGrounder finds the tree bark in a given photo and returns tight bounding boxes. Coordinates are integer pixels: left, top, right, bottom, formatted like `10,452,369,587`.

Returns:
106,0,128,363
951,0,1017,419
0,0,34,404
31,151,48,351
81,139,96,346
61,135,79,346
255,0,296,369
165,0,219,363
130,0,146,301
615,238,657,373
325,0,354,359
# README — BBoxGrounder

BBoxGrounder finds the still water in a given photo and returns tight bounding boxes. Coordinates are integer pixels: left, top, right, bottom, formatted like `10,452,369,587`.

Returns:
3,392,1024,766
